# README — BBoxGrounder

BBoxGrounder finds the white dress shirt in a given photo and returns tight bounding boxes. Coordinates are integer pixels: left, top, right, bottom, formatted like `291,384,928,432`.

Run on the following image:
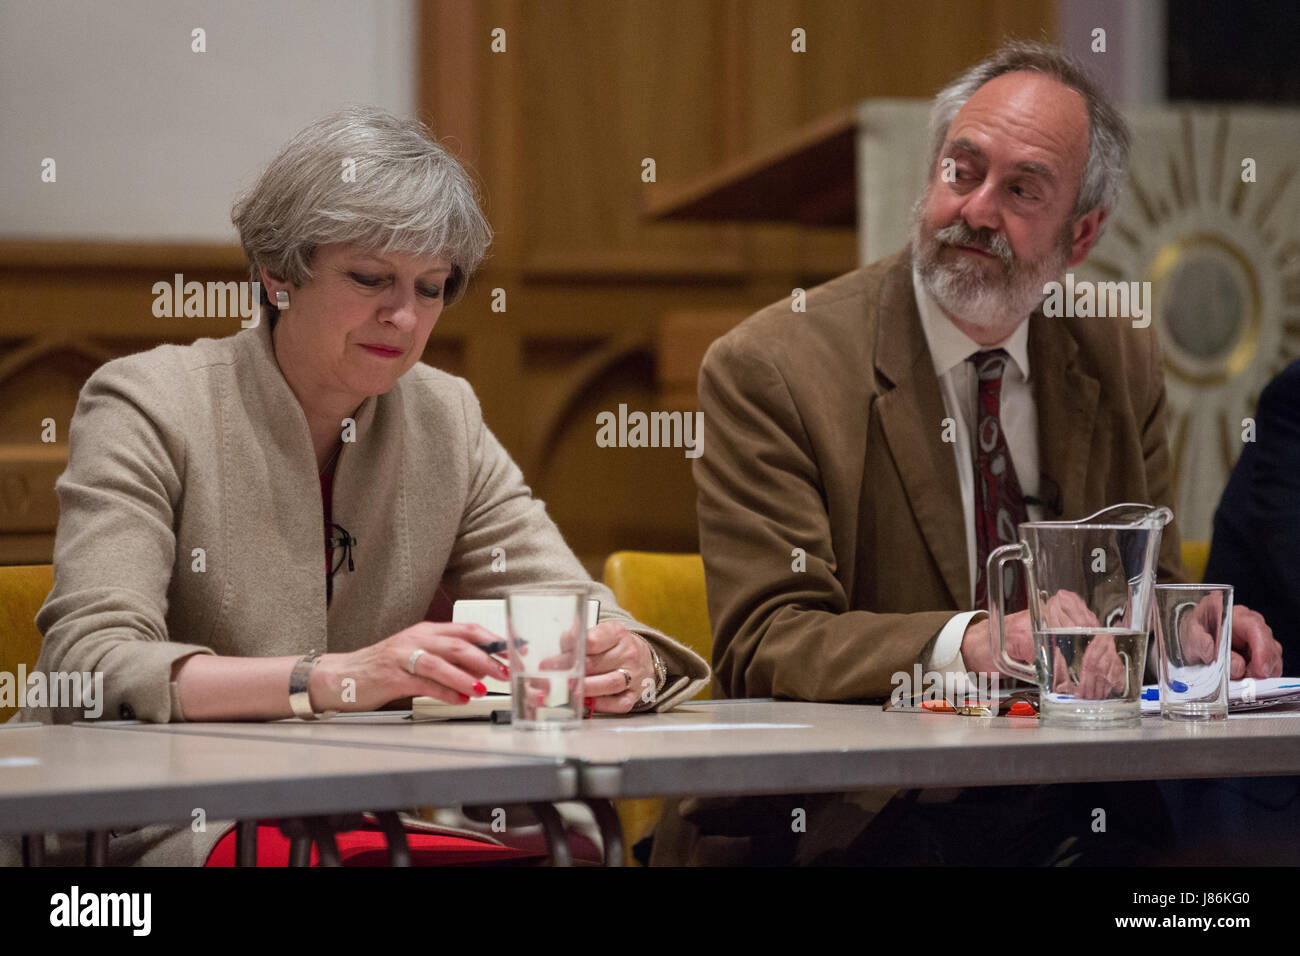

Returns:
911,267,1044,677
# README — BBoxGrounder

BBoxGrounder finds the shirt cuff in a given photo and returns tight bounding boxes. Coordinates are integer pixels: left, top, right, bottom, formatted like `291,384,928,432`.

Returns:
920,610,987,675
168,681,187,723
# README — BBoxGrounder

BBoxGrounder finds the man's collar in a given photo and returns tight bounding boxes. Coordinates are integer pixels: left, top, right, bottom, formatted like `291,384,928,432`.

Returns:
911,265,1031,381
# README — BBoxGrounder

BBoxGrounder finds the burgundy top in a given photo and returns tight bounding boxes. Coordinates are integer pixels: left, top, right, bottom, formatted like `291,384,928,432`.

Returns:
320,456,449,619
321,462,335,604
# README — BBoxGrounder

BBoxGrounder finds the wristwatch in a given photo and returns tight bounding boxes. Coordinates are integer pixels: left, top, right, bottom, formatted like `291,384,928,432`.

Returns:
649,643,668,696
289,653,337,720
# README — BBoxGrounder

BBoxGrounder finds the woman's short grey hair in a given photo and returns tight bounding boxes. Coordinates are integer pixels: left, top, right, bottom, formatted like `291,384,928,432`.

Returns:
232,105,491,319
927,40,1131,221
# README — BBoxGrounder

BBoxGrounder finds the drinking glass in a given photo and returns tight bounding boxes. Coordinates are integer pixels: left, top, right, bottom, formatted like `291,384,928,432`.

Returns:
1153,584,1232,721
506,589,586,730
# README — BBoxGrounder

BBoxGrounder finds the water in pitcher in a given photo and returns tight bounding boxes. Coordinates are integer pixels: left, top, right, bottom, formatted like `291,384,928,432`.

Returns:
1034,627,1147,726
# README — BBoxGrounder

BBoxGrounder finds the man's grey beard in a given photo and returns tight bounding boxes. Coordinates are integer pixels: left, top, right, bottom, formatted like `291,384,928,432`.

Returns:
911,191,1073,330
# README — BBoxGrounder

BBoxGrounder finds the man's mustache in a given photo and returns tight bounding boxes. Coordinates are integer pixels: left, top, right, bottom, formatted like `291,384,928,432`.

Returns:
933,221,1015,269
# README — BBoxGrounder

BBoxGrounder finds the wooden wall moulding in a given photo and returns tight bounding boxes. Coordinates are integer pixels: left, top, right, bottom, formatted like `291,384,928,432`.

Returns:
0,1,1058,569
0,444,66,533
413,0,1058,568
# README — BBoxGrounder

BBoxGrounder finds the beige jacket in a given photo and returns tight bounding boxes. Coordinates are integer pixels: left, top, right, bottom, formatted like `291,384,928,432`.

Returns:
10,316,708,865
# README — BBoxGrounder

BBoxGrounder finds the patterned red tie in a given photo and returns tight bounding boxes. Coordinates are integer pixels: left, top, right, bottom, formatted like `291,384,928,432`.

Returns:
971,349,1028,612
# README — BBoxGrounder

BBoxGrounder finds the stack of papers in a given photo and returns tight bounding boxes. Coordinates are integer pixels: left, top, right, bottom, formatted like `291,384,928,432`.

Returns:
1139,677,1300,715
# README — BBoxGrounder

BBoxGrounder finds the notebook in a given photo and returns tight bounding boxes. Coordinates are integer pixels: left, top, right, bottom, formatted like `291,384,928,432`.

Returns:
411,597,599,720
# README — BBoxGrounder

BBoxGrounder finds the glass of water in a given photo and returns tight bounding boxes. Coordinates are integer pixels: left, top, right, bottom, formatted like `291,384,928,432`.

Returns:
1153,584,1232,721
506,588,587,730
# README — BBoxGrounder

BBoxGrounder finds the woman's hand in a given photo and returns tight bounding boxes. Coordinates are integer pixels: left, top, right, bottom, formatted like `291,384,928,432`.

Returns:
583,622,657,714
310,621,510,712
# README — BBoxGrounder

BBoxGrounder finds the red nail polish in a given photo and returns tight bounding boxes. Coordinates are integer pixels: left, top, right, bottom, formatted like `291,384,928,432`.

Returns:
584,696,595,718
501,665,510,677
473,682,487,696
458,693,470,703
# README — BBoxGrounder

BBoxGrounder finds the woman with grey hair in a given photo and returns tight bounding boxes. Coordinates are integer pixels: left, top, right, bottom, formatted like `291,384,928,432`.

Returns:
18,106,709,865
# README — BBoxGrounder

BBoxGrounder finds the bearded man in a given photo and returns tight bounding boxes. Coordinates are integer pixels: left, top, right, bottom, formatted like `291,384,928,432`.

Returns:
649,40,1282,866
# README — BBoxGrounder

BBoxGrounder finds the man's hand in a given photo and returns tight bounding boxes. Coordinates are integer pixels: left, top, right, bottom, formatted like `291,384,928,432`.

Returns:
1174,591,1223,666
962,590,1106,681
961,609,1034,677
1230,603,1283,679
1070,633,1128,700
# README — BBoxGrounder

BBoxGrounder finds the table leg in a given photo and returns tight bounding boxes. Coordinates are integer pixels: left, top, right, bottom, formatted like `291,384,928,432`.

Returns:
371,810,410,867
279,813,370,867
235,820,258,867
307,818,341,867
85,830,108,866
528,802,571,867
282,819,313,867
21,833,45,867
584,799,624,867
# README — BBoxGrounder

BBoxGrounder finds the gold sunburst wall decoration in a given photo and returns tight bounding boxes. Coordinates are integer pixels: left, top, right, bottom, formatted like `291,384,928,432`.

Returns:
1079,107,1300,541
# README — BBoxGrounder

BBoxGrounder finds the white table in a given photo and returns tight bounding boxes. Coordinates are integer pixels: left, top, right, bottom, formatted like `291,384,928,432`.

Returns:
0,723,576,865
97,699,1300,799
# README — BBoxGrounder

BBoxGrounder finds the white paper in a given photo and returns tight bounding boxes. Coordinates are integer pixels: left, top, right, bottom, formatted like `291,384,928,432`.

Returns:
608,722,811,733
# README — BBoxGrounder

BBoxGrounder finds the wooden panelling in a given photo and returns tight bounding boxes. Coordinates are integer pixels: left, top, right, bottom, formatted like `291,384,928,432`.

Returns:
1,3,1056,570
656,310,751,412
417,0,1057,569
515,0,742,274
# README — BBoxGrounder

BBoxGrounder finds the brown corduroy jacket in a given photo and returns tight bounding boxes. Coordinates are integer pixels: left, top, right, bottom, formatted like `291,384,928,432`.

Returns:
651,246,1184,865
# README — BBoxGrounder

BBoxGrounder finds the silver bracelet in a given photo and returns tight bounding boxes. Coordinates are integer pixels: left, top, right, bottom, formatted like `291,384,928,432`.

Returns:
649,643,668,695
289,653,337,720
630,639,669,712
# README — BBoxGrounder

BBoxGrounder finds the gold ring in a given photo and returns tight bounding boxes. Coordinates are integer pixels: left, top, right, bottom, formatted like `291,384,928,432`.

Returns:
618,667,631,690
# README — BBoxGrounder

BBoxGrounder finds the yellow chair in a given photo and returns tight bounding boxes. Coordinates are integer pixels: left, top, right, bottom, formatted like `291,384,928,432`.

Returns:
0,564,53,723
1181,540,1210,584
602,551,713,863
603,552,713,682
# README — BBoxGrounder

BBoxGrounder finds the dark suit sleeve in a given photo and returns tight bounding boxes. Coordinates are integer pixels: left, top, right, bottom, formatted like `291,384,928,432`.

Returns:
1140,333,1188,583
695,334,953,701
1240,366,1300,598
